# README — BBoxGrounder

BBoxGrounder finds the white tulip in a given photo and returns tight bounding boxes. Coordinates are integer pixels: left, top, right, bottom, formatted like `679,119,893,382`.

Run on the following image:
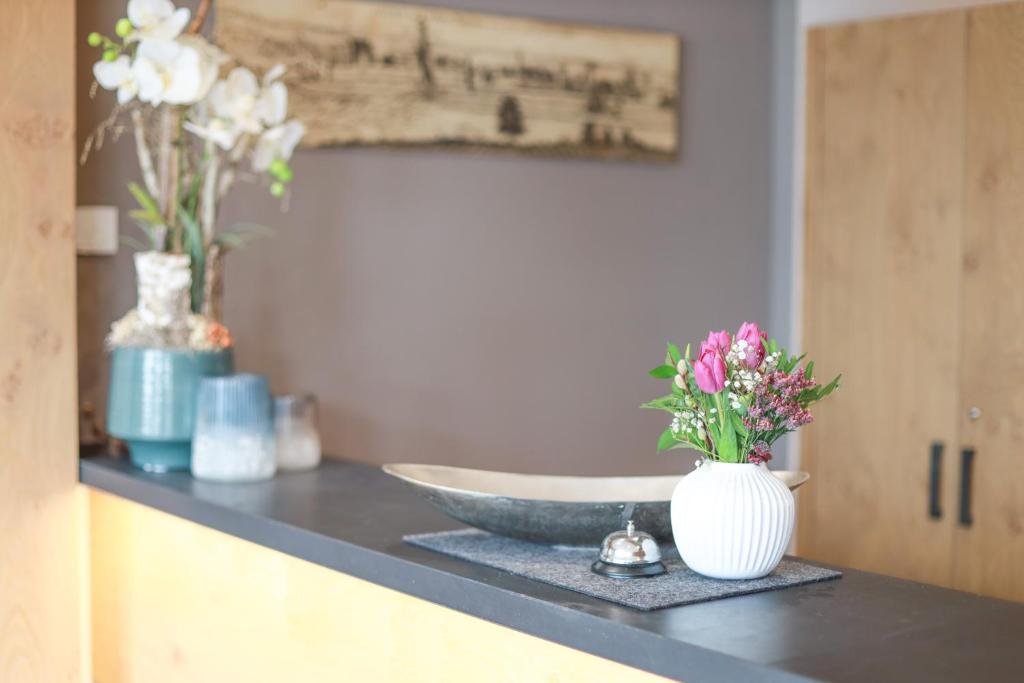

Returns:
126,0,190,42
132,36,225,106
93,55,138,104
252,120,306,172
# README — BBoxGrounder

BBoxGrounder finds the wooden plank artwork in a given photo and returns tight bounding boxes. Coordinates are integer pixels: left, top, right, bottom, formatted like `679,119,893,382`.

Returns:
216,0,679,161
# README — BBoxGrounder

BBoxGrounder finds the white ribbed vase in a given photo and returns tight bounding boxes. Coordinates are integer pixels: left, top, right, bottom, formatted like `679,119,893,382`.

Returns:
671,461,795,579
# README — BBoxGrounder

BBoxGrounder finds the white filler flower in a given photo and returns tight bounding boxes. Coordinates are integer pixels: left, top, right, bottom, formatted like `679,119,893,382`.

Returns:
93,55,138,104
126,0,190,42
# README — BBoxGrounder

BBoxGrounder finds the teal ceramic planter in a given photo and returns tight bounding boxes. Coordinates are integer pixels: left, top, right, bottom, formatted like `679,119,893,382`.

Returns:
107,347,234,472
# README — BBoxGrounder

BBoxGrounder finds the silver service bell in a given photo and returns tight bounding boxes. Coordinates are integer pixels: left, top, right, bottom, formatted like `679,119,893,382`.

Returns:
591,520,667,579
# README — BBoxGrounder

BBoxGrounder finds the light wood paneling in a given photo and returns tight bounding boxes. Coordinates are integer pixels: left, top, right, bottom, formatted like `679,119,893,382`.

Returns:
799,12,966,587
0,0,83,681
955,2,1024,602
89,490,668,683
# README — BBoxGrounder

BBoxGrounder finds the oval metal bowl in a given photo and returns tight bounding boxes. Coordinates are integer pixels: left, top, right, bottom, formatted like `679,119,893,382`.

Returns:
383,463,810,546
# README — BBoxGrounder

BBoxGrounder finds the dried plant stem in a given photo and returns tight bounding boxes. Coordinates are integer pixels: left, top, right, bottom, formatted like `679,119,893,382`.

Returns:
217,135,250,200
201,142,220,245
167,145,181,249
80,103,124,165
189,0,212,34
157,108,174,218
202,243,224,322
157,107,184,250
131,109,160,199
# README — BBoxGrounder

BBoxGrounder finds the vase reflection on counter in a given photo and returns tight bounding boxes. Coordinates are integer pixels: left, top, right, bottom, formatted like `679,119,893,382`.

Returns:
191,374,276,482
274,394,321,471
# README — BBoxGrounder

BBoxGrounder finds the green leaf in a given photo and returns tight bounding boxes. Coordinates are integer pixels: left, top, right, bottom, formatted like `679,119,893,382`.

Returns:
779,352,806,374
666,342,682,365
818,374,842,399
177,207,205,314
128,182,161,219
731,410,748,436
127,182,166,249
804,361,815,380
118,233,149,251
649,364,677,379
657,427,679,452
716,412,738,462
213,222,275,250
641,396,677,412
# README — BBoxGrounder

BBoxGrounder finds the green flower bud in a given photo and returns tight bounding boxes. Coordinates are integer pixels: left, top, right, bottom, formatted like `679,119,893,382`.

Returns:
102,48,119,62
115,18,132,38
269,158,287,176
269,159,294,183
270,182,285,198
87,32,103,47
275,165,294,183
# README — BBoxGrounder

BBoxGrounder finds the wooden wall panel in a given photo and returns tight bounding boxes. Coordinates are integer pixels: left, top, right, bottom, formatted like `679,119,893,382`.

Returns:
89,491,667,683
799,12,966,587
955,2,1024,602
0,0,82,680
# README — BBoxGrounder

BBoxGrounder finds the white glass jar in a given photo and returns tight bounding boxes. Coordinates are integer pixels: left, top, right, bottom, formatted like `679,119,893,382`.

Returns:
191,374,276,482
274,394,321,471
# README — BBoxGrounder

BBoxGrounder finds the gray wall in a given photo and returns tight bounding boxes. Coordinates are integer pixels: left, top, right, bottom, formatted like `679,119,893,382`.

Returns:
78,0,775,476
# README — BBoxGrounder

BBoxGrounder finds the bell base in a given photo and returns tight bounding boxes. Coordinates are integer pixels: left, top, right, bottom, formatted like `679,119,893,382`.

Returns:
591,559,667,579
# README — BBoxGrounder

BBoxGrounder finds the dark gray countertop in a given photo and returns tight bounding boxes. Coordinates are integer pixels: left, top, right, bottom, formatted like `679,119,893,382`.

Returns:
80,455,1024,683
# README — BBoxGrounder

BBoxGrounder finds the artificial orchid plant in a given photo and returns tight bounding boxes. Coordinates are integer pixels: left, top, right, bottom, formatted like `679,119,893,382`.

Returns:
644,322,840,464
84,0,306,326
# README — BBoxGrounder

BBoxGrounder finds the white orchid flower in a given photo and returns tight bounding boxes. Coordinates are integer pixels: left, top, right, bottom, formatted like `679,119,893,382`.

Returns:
256,65,288,127
252,120,306,172
183,117,241,150
126,0,190,42
132,36,225,106
208,68,263,134
205,65,289,133
93,55,138,104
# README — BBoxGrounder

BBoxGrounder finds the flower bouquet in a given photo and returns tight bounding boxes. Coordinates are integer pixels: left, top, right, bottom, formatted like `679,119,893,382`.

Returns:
644,322,839,579
84,0,306,471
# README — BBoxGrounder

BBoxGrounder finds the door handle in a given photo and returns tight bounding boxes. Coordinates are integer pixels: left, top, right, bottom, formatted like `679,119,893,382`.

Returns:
959,448,975,527
929,442,943,519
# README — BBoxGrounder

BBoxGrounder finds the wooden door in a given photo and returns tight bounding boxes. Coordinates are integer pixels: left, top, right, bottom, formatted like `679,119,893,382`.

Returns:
954,2,1024,602
799,12,967,587
0,0,83,680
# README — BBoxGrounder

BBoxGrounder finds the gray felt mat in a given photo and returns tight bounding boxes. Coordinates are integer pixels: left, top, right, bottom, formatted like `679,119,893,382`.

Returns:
405,528,841,611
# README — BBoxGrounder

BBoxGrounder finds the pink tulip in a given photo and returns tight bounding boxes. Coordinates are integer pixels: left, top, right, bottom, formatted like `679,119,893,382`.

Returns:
735,321,767,369
702,329,732,354
693,346,727,393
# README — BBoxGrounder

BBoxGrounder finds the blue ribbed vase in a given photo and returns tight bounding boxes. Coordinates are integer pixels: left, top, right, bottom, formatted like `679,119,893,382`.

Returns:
191,373,276,482
107,347,234,472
